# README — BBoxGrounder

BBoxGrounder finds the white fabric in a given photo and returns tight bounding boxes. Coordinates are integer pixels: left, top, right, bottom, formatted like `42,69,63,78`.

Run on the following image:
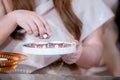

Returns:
103,0,118,12
103,0,118,9
0,0,113,73
72,0,114,40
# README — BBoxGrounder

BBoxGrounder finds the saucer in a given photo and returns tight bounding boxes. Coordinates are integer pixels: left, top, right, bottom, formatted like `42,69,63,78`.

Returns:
22,41,76,55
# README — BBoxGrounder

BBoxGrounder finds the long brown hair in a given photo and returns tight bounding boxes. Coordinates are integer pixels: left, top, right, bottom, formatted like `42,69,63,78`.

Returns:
53,0,82,40
12,0,35,10
11,0,82,40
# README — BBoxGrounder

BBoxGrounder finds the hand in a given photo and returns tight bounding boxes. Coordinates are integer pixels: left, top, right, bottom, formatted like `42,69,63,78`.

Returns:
62,40,82,64
9,10,50,37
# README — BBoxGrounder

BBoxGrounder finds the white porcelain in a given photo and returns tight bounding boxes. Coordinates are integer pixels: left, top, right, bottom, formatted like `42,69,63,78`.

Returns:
22,41,76,55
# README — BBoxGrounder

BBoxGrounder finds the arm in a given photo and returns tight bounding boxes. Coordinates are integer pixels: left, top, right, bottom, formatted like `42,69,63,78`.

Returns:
62,0,114,69
62,17,114,69
0,13,17,45
0,3,50,46
76,18,114,69
76,24,104,69
0,0,17,45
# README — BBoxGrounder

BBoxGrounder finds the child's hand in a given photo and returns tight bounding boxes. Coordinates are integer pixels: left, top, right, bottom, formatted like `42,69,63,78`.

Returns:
8,10,51,37
61,40,82,64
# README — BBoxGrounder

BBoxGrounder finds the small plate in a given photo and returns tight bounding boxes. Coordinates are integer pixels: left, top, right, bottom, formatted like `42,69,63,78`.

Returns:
22,41,76,55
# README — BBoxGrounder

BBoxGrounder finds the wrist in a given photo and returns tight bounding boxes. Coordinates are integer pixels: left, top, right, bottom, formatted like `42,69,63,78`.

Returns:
6,11,18,28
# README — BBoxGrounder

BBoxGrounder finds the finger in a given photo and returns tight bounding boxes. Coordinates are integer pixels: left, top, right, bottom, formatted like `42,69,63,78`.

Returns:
77,44,83,50
43,21,51,35
20,24,33,35
28,21,39,37
62,54,73,60
72,40,79,47
36,15,51,35
62,52,81,64
62,55,77,64
73,40,79,44
33,17,45,36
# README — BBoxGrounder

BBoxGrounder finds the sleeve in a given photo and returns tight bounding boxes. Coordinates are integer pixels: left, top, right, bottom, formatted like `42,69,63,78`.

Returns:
72,0,114,41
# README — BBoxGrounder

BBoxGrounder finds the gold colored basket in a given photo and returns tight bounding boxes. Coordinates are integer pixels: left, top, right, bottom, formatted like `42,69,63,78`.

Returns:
0,52,27,72
0,65,17,72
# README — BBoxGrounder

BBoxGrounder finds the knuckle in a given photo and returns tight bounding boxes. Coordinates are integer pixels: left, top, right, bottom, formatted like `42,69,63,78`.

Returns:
33,31,38,36
34,30,38,34
33,28,38,32
26,29,31,33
